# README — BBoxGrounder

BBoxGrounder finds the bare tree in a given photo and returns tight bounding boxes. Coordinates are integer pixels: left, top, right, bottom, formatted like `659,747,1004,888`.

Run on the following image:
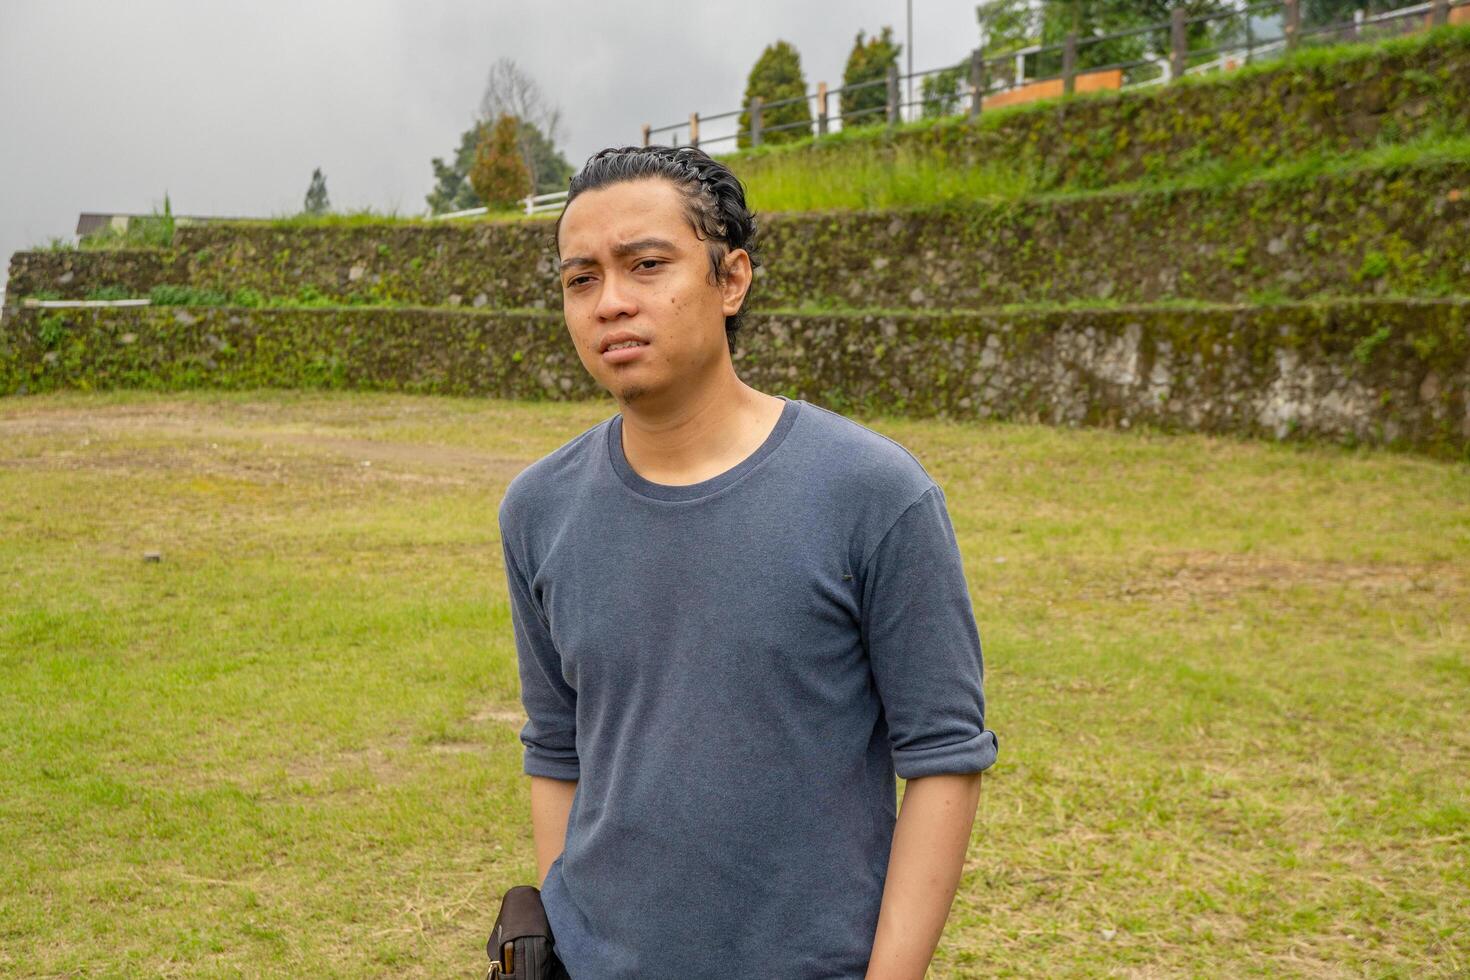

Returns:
478,57,566,190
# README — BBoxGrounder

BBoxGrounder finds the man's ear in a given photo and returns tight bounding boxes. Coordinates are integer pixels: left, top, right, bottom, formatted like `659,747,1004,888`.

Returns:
720,248,753,316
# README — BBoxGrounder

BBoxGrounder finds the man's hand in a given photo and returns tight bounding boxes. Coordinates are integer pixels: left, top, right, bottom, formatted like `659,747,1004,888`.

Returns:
865,771,984,980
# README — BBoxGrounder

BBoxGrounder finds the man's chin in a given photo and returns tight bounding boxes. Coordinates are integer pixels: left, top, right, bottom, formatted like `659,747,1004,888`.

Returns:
615,382,653,406
602,366,678,407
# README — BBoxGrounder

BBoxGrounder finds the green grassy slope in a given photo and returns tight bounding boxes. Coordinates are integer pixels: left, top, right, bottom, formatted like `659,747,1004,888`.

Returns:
0,390,1465,976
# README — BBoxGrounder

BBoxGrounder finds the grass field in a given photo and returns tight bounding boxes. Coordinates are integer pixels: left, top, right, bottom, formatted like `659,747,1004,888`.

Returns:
1,389,1466,977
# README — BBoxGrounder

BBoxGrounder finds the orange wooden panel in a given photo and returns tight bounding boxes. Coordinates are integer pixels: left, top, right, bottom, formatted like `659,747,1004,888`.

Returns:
982,68,1122,111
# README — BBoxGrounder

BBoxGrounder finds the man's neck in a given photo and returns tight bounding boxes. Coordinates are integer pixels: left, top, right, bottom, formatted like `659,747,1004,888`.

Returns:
618,375,786,488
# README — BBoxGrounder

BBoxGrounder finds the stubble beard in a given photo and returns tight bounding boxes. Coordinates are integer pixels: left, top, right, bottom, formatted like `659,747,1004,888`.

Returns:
615,382,650,406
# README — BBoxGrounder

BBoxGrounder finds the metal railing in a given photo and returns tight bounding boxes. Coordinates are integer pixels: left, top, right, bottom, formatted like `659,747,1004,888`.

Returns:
640,0,1463,151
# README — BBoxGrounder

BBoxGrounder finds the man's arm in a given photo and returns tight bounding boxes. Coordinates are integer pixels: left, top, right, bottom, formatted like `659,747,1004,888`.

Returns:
530,774,578,886
858,483,997,976
500,511,581,885
865,771,984,980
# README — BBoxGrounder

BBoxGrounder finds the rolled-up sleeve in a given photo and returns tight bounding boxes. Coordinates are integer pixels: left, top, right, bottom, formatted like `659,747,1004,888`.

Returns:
499,525,580,781
860,484,998,780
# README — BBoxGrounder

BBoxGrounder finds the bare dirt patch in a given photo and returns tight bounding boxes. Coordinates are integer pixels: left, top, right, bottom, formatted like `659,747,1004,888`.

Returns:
471,704,528,728
0,400,529,486
1110,551,1463,603
282,742,409,789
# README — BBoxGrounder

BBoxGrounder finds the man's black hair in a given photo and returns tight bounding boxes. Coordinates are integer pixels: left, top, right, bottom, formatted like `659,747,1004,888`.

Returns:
553,145,761,355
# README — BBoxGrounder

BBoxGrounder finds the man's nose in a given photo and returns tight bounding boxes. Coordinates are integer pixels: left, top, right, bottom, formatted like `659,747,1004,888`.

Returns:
595,272,638,321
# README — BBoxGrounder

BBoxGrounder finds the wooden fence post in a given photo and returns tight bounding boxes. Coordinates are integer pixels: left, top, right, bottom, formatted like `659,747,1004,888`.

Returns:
689,112,700,149
641,124,651,148
1432,0,1450,26
1170,8,1187,81
1284,0,1300,51
886,63,900,126
969,49,986,118
817,82,829,136
750,97,763,147
1062,34,1077,95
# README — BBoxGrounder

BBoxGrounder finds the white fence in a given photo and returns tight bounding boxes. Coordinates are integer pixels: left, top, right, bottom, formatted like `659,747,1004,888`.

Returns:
431,190,569,221
20,298,153,309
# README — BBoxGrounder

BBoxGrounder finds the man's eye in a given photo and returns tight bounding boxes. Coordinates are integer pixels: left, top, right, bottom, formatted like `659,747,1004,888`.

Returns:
635,259,663,271
566,276,592,288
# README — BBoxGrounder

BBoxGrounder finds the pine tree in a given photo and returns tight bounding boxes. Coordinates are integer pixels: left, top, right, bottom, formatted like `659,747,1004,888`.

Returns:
303,168,330,215
840,27,902,124
469,114,532,211
737,40,812,149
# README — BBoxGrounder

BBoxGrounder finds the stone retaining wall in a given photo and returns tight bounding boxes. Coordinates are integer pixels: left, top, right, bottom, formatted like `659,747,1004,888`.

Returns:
5,250,179,301
4,299,1464,456
8,160,1467,311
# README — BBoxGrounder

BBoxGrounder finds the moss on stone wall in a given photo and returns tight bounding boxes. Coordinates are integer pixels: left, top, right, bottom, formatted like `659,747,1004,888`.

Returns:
178,223,561,308
0,306,581,401
4,250,180,302
8,159,1468,311
753,159,1470,309
4,300,1464,457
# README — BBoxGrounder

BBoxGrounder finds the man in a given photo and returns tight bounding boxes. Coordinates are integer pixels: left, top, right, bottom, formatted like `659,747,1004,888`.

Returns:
497,145,997,979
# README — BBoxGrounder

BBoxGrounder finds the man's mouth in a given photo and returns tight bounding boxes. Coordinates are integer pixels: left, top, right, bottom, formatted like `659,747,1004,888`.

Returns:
602,341,648,363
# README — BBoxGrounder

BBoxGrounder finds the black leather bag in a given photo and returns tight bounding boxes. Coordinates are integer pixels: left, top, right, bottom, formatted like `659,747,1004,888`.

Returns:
486,885,571,979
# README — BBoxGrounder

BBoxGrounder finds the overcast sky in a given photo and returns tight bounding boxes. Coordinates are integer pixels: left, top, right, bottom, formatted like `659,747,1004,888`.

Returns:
0,0,987,292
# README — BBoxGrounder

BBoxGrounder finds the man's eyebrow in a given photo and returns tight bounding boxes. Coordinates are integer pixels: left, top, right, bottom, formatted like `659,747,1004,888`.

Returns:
558,238,679,273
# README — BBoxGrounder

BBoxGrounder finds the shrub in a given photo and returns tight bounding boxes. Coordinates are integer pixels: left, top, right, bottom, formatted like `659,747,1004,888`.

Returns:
470,115,533,210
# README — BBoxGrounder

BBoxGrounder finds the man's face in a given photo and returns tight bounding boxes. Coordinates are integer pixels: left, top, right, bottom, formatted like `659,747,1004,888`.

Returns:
556,177,750,407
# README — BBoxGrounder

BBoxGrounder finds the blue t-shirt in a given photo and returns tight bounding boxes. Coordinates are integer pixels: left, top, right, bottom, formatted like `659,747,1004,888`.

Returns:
497,395,997,979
